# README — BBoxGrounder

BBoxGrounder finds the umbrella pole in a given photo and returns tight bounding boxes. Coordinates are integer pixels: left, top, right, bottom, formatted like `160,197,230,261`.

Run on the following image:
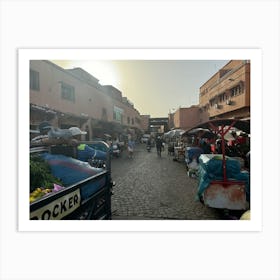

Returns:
221,125,227,182
220,121,236,182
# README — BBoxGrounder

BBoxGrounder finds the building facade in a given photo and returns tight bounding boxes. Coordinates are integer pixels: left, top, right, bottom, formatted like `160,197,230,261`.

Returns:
199,60,250,122
168,112,174,130
140,115,150,133
172,106,200,130
149,118,169,134
30,60,142,140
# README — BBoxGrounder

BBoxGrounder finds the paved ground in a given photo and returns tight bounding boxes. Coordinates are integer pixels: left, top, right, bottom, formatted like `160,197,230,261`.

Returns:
110,143,222,220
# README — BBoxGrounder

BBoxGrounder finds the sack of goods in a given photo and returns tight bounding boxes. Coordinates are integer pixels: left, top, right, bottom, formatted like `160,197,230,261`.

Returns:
197,154,250,202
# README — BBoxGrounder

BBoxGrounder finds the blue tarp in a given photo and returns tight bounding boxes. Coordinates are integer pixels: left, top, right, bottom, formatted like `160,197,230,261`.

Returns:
185,147,203,164
77,144,107,162
40,153,106,200
197,154,250,201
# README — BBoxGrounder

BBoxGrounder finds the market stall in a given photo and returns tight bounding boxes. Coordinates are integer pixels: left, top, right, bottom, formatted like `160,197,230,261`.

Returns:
184,119,250,210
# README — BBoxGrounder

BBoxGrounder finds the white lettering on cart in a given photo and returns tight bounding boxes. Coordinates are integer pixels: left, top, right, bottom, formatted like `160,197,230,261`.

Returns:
30,189,81,220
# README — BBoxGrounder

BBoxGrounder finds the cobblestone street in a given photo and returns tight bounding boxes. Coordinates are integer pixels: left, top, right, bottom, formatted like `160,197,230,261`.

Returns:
111,143,222,220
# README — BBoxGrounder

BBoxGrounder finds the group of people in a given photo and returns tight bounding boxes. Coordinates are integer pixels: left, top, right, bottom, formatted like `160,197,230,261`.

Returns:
196,133,250,169
32,123,169,161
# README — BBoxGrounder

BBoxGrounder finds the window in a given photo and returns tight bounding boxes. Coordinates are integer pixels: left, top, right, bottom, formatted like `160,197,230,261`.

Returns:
61,82,75,102
30,69,40,90
230,85,242,97
127,117,130,124
113,106,123,124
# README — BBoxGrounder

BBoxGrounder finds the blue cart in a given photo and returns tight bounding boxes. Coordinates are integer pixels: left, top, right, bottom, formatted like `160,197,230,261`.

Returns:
30,141,114,220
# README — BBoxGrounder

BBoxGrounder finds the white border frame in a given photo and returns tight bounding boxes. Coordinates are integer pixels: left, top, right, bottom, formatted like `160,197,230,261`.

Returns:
18,48,262,232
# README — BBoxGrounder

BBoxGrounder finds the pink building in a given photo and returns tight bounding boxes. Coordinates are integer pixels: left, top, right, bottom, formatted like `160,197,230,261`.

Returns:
169,60,251,131
30,60,142,140
199,60,250,122
172,106,200,130
140,115,150,133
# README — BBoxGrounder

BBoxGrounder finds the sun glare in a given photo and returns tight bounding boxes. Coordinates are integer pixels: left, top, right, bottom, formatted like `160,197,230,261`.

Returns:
74,60,121,88
51,60,121,89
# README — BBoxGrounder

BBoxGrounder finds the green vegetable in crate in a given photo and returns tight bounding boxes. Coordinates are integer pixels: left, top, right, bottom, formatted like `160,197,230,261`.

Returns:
30,154,63,193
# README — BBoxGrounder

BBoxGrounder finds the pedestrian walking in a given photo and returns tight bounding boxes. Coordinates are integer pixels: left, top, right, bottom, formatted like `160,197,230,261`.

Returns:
127,139,135,159
155,136,163,157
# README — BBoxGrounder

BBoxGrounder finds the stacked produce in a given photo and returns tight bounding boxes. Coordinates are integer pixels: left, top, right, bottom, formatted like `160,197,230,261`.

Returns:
29,187,52,203
30,154,64,203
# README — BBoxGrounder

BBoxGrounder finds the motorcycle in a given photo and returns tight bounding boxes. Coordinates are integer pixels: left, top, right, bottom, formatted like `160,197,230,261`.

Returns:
146,144,151,152
112,143,121,157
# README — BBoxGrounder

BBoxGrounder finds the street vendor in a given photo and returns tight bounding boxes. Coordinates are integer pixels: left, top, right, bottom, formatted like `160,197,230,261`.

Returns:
69,127,107,162
200,138,212,154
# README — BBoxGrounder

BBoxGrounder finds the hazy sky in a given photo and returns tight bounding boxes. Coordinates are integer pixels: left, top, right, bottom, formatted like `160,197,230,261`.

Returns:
52,60,229,117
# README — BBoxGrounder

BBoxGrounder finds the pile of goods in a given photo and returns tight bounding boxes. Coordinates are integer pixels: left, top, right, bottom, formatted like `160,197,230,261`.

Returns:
30,154,64,203
29,187,53,203
197,154,250,202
